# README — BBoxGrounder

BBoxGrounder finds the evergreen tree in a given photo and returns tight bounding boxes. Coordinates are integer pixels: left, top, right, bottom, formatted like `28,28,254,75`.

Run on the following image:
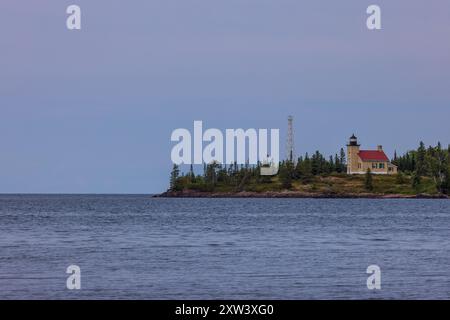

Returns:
328,155,335,173
411,171,421,190
311,152,318,175
279,161,293,189
297,153,313,182
402,153,411,172
416,141,426,176
334,153,341,173
205,161,220,190
443,165,450,195
311,151,324,175
294,157,303,179
188,164,196,183
169,164,181,191
429,142,449,193
339,148,346,173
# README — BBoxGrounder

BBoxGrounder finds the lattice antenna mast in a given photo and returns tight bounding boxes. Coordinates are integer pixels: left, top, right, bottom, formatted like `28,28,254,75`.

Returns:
286,115,296,164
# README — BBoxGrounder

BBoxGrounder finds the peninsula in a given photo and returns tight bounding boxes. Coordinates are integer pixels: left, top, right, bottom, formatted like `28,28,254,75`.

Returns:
158,137,450,199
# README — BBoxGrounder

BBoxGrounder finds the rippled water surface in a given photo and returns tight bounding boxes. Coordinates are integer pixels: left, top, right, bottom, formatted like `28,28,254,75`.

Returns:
0,194,449,299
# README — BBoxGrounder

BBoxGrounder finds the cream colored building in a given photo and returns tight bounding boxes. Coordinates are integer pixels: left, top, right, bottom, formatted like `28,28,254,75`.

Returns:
347,134,397,175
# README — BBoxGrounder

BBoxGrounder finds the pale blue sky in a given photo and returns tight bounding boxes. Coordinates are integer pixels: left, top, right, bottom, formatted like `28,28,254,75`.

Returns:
1,0,449,193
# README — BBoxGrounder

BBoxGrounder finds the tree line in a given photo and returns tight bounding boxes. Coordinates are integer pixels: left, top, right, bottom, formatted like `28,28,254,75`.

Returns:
170,148,347,191
169,142,450,195
391,142,450,194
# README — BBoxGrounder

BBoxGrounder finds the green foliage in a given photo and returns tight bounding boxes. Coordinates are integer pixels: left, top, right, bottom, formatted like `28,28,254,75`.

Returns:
167,141,449,195
279,161,294,189
416,141,427,176
443,165,450,194
411,171,421,190
295,153,313,182
188,164,196,183
169,164,182,191
395,172,405,184
339,148,347,173
395,141,449,194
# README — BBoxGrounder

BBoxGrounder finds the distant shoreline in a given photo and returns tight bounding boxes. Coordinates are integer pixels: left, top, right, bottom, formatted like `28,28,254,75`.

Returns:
155,190,449,199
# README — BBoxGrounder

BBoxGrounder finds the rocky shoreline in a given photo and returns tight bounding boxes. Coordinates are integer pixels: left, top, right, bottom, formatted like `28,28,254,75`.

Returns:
155,190,449,199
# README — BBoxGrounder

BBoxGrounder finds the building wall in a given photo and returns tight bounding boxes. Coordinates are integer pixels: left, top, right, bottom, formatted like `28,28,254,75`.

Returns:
361,161,388,174
353,160,398,175
347,145,360,174
388,164,398,174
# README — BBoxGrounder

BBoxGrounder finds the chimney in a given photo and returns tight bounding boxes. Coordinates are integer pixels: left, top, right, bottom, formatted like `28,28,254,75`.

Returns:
377,145,383,151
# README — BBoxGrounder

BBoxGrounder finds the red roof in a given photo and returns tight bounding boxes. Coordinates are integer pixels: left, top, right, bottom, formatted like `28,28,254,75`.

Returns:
358,150,389,161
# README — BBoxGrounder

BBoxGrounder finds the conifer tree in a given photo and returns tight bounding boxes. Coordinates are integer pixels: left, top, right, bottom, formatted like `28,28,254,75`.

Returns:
416,141,426,176
411,171,421,190
328,155,335,173
339,148,346,173
169,164,181,191
189,164,195,183
301,156,313,181
443,165,450,195
279,161,293,189
334,153,341,173
294,157,303,179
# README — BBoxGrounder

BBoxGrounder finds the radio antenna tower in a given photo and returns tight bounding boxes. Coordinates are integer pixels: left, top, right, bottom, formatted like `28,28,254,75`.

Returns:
286,115,296,163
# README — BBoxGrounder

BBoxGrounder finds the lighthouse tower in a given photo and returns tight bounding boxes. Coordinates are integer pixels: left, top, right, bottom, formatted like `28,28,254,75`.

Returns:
347,134,360,174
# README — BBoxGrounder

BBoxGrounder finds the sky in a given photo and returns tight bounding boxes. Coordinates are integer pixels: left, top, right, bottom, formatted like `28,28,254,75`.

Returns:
1,0,450,193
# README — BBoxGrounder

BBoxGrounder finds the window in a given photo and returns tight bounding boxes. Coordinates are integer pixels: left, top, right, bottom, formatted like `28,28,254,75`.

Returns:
379,163,385,169
372,163,377,169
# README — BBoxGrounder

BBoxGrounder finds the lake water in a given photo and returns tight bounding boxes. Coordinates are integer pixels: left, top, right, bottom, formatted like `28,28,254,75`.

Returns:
0,194,449,299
